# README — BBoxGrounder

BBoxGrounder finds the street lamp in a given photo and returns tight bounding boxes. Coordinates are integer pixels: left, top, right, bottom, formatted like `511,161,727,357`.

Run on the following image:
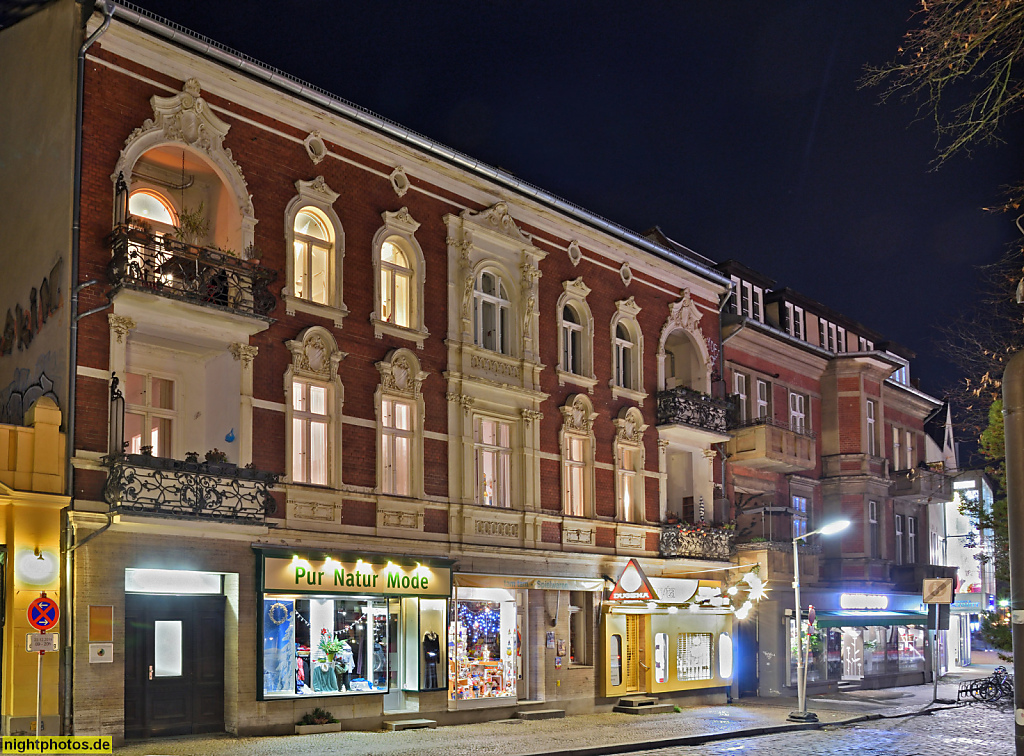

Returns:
788,519,850,723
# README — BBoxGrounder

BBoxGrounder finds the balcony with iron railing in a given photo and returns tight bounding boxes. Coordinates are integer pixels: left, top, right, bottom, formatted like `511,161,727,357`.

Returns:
656,386,734,436
659,520,734,561
103,450,279,524
725,416,817,472
107,225,277,319
890,465,953,503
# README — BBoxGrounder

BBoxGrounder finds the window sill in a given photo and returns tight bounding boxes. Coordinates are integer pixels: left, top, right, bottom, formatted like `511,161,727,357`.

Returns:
610,385,647,407
556,368,598,393
371,317,429,348
284,294,348,328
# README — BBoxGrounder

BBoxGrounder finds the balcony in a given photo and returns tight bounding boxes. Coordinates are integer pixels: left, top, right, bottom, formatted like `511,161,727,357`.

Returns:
725,418,816,472
657,386,734,440
659,522,734,561
890,466,953,504
108,225,276,319
104,452,279,524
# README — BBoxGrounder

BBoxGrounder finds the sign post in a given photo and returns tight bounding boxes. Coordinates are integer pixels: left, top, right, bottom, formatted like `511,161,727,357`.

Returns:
923,578,954,703
27,593,59,738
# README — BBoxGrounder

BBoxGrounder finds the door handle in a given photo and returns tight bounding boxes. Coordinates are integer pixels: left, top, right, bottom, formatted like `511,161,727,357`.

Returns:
149,665,154,680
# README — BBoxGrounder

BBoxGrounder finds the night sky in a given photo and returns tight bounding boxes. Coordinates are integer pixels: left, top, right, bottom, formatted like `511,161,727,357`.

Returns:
125,1,1023,396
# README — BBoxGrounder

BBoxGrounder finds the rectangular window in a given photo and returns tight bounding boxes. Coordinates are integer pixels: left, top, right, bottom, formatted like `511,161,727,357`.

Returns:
866,400,877,456
908,517,918,563
751,286,763,322
676,633,713,681
292,380,328,485
869,500,880,559
733,371,748,423
381,398,411,496
837,326,846,352
818,319,827,349
792,496,808,538
785,303,805,340
154,620,183,678
729,277,741,314
905,430,914,469
740,281,751,318
125,371,175,458
564,436,586,517
755,379,770,420
789,391,807,434
476,418,511,507
569,591,591,665
895,514,904,565
891,426,901,470
828,323,837,352
618,446,637,522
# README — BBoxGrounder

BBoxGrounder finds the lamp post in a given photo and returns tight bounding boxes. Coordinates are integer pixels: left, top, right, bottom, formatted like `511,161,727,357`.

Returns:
788,519,850,723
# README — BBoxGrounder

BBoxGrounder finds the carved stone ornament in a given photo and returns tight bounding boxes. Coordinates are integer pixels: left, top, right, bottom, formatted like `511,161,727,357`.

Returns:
614,407,647,444
446,391,475,413
560,395,596,434
229,343,259,367
108,314,136,344
616,296,641,319
567,240,582,267
389,166,410,198
521,408,544,425
460,201,532,244
377,349,427,397
303,131,327,165
296,176,340,205
382,207,421,235
113,79,255,219
287,326,344,380
667,289,703,335
620,262,633,287
563,277,591,298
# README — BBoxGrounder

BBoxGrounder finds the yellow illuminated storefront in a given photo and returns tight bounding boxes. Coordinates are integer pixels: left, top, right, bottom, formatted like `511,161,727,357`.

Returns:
0,398,68,735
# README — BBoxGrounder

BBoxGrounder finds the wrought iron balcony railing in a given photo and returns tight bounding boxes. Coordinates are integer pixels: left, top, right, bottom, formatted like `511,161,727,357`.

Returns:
108,225,277,318
104,452,279,524
656,386,734,434
659,523,734,561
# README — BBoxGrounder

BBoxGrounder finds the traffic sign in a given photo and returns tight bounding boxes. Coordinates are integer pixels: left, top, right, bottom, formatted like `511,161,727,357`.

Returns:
26,633,58,653
27,596,59,631
922,578,954,604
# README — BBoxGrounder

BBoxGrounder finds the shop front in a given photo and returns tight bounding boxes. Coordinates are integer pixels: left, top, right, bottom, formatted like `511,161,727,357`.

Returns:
601,560,735,700
949,592,987,667
794,591,930,690
258,550,452,710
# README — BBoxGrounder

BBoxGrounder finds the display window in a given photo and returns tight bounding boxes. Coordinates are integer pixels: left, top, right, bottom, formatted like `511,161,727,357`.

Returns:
449,587,517,701
788,621,927,685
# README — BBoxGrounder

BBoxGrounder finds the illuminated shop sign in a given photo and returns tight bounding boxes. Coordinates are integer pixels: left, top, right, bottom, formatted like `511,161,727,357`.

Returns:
839,593,888,610
262,556,450,597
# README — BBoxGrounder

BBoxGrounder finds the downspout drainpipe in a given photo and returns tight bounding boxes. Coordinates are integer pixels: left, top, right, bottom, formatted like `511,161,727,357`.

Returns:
64,0,115,735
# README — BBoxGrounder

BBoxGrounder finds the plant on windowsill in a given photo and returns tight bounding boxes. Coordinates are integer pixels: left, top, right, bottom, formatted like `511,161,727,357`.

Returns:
204,448,236,475
295,706,341,735
243,242,262,265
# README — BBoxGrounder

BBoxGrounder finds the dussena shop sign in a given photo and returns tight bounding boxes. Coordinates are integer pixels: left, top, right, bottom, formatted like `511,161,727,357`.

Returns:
262,555,450,597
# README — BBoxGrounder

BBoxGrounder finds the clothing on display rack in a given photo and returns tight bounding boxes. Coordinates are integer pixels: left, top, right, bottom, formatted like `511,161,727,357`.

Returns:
424,631,440,689
311,659,339,692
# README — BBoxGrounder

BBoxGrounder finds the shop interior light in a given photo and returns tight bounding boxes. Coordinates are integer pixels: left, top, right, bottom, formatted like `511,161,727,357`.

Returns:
414,563,431,577
356,559,373,575
290,555,311,569
386,561,399,573
323,556,336,567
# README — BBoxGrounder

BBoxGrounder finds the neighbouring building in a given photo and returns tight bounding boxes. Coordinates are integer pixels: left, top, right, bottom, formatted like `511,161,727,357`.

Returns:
717,262,956,696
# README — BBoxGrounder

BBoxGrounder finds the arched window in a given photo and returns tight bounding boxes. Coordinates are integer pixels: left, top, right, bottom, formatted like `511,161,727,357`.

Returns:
562,305,582,375
128,189,176,228
380,240,412,327
614,407,647,523
560,395,596,518
474,270,510,354
614,322,634,389
293,207,332,305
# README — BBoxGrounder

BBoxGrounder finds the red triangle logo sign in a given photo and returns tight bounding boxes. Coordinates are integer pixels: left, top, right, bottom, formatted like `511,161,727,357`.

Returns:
608,559,658,602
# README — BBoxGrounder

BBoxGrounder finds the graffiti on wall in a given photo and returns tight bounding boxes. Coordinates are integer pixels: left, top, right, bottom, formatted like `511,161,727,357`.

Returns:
1,257,63,356
0,368,61,426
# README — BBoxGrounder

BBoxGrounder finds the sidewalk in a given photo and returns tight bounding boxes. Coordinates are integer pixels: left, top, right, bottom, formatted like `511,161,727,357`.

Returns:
115,676,982,756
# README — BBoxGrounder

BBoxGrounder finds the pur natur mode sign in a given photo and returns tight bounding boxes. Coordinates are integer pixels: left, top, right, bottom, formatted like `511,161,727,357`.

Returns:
263,556,450,597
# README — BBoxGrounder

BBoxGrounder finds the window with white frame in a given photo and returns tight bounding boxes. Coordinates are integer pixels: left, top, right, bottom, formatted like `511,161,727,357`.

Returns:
569,591,592,665
474,270,510,354
565,436,587,517
561,395,596,518
285,178,346,325
293,208,332,305
381,398,411,495
476,417,511,507
372,209,428,345
792,495,808,538
868,500,880,559
292,379,328,485
890,363,909,385
562,304,583,375
614,406,646,524
124,371,175,457
617,447,638,522
866,400,877,456
905,430,915,469
614,322,635,389
733,371,749,423
836,326,846,352
858,336,873,351
380,241,412,328
555,278,596,390
732,277,763,322
785,302,805,340
908,516,918,562
894,513,904,565
789,391,807,433
610,298,645,402
891,426,901,470
755,379,771,420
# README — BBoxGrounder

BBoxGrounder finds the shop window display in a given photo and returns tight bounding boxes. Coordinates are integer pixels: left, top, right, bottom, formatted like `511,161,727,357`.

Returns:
262,596,389,698
450,588,516,700
676,633,712,682
609,634,622,687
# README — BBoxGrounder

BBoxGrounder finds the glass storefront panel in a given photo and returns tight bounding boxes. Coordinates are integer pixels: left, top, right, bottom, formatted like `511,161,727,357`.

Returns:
450,587,517,701
894,625,926,672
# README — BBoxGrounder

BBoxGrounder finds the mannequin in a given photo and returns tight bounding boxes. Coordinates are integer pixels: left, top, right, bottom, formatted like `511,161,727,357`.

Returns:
337,639,354,691
423,630,440,688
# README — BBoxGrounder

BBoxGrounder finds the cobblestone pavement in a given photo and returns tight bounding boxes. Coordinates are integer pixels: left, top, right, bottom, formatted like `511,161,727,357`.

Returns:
631,702,1015,756
114,677,1011,756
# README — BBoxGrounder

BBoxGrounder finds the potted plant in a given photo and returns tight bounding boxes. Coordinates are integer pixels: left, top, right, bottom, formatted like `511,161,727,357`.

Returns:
318,629,345,663
174,202,209,246
295,706,341,735
204,448,235,475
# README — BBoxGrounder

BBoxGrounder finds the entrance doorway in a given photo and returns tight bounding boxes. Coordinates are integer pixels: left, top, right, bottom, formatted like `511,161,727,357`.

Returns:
124,593,225,738
625,614,647,693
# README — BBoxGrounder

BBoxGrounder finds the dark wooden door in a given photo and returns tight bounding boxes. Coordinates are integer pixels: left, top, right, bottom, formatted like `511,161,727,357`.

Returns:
124,594,225,739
